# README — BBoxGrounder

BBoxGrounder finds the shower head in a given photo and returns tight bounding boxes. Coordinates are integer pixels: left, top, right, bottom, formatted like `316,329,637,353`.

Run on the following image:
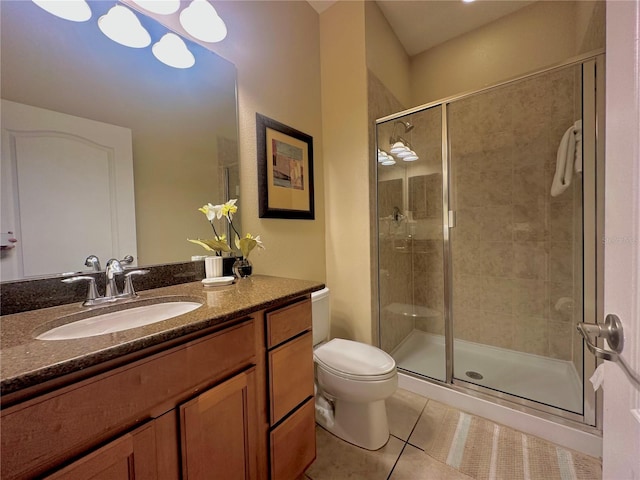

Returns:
394,120,414,133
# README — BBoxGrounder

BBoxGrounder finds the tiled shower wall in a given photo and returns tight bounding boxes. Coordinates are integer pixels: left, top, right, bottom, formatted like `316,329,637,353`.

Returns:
441,66,581,362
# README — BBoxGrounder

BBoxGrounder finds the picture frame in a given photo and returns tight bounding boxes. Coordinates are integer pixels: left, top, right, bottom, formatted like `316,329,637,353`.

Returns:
256,113,314,219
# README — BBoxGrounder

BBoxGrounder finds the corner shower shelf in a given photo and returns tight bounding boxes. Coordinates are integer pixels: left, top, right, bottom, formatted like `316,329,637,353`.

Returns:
385,303,440,318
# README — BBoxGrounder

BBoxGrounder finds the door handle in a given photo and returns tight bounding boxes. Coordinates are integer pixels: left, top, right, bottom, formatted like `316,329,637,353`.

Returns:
576,314,624,362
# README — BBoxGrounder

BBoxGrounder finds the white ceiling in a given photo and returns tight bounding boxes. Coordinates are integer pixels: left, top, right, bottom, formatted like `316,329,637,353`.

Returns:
308,0,535,56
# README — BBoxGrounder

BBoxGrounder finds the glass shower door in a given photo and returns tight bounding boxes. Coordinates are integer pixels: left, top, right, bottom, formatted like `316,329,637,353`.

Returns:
447,64,585,414
377,105,446,382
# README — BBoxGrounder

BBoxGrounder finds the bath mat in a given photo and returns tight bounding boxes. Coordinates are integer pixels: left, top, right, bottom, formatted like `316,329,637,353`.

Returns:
421,405,602,480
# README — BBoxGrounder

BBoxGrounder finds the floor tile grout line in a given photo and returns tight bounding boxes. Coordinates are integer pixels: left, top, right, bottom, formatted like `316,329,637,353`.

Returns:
386,439,409,480
386,397,431,479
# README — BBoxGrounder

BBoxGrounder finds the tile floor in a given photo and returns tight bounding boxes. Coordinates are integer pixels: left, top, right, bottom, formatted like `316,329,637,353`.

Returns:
303,389,602,480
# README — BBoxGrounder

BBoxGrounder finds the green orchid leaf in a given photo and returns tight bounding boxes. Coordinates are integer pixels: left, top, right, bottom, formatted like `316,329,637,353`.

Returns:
187,238,231,253
238,237,257,258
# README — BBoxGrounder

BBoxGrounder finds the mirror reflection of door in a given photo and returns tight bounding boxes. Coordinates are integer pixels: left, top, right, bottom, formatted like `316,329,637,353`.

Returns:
1,100,137,281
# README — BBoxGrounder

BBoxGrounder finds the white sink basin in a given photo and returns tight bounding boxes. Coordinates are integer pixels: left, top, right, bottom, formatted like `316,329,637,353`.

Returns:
36,301,203,341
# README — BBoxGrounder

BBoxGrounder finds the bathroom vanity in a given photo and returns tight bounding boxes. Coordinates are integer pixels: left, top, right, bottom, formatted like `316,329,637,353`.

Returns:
0,275,322,479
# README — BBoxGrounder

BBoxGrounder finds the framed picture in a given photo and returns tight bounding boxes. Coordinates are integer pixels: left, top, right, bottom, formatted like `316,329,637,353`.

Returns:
256,113,314,219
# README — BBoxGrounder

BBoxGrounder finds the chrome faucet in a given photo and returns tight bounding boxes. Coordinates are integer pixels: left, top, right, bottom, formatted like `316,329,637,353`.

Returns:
105,258,124,298
63,257,148,306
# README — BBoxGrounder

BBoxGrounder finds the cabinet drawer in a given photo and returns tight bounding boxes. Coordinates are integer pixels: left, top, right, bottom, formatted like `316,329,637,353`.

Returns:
1,320,256,480
266,298,312,348
270,398,316,480
268,332,314,425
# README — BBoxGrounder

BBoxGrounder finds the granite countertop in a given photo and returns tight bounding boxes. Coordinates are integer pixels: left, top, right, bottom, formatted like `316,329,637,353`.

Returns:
1,275,324,396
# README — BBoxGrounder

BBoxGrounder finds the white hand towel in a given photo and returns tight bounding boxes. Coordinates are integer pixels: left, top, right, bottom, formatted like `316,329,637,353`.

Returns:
551,125,576,196
551,119,582,197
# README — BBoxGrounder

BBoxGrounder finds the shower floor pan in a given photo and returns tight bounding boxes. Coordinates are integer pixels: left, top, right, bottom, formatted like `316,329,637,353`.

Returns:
391,329,583,414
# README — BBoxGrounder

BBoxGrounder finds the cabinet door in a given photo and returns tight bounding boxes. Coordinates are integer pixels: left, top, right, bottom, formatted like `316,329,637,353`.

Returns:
180,368,256,480
44,422,157,480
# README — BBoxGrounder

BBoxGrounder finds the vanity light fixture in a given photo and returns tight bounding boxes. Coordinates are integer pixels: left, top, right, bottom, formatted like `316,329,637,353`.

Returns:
130,0,181,15
180,0,227,43
152,33,196,68
32,0,92,22
98,5,151,48
381,157,396,166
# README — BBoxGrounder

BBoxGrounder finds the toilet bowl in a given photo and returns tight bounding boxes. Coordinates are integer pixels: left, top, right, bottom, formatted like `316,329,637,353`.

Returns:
312,288,398,450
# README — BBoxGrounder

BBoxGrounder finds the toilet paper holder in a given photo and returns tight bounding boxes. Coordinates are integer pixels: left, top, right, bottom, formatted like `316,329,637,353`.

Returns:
576,314,624,362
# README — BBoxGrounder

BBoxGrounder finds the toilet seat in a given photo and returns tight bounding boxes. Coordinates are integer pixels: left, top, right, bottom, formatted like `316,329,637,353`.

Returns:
314,338,396,382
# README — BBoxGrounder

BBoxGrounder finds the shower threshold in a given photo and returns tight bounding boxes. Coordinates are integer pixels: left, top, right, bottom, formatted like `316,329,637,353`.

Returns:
391,329,583,414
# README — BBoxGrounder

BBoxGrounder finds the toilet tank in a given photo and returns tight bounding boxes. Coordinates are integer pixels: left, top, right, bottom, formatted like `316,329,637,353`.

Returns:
311,287,330,346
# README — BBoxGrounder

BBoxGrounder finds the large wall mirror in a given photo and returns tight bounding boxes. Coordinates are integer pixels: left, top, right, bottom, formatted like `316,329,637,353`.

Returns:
1,0,239,282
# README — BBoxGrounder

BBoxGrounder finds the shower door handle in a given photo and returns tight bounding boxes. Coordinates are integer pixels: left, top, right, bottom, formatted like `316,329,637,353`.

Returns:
576,314,625,362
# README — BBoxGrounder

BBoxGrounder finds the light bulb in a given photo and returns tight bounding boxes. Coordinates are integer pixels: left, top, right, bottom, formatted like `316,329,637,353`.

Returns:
152,33,196,69
98,5,151,48
180,0,227,43
378,150,392,163
32,0,92,22
389,141,407,155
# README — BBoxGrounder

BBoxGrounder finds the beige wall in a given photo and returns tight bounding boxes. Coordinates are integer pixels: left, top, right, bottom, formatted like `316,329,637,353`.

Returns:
410,1,580,105
365,2,411,109
320,2,372,343
209,1,326,283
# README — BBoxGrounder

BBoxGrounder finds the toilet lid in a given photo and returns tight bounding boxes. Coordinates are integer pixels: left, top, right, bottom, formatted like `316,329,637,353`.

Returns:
314,338,396,378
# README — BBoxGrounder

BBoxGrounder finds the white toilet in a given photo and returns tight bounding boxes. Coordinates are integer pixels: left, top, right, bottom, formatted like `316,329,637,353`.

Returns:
311,287,398,450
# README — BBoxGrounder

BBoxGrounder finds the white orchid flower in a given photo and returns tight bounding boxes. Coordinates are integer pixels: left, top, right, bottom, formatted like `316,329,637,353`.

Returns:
221,199,238,221
198,203,218,222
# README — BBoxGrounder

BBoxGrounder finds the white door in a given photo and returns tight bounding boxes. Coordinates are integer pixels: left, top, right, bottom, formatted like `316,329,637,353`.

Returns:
1,100,137,280
602,1,640,478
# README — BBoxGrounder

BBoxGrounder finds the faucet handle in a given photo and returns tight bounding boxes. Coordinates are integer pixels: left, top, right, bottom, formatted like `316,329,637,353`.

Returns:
122,269,149,297
120,255,134,265
62,276,100,305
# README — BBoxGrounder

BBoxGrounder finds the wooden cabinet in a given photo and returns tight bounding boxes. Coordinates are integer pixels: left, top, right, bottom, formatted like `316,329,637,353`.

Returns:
42,367,258,480
1,319,256,480
180,369,257,480
1,291,320,480
265,298,316,479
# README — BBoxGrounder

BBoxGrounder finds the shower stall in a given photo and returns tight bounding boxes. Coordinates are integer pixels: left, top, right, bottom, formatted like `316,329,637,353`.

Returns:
375,53,604,428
